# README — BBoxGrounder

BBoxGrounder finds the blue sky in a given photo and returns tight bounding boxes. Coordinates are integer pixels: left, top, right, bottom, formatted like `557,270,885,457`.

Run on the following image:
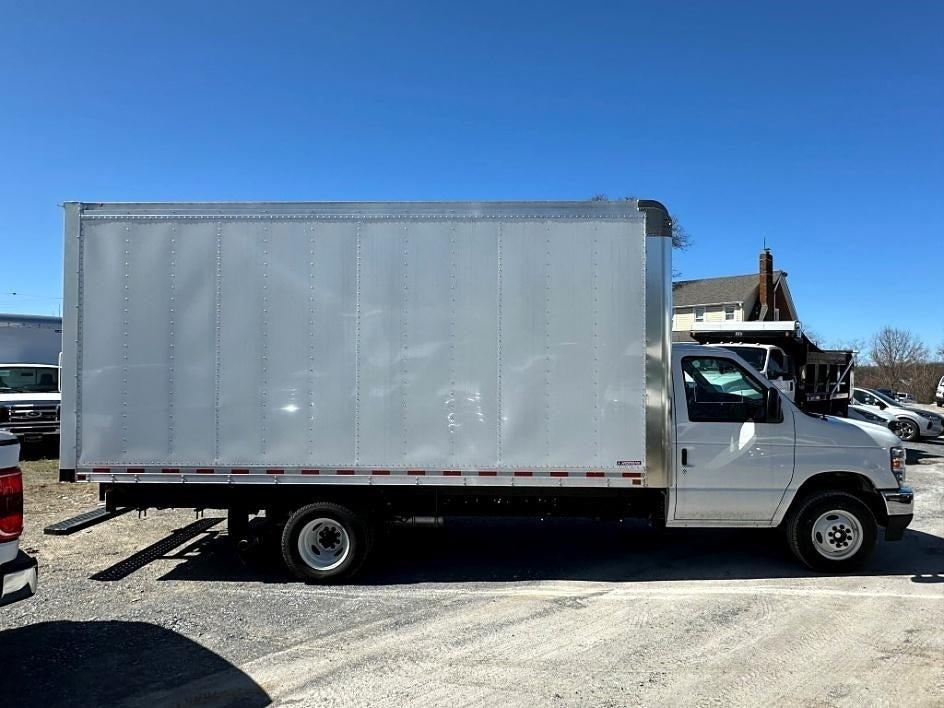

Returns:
1,1,941,352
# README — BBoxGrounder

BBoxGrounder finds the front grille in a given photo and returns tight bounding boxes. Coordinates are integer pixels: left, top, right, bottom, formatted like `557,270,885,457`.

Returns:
8,406,59,424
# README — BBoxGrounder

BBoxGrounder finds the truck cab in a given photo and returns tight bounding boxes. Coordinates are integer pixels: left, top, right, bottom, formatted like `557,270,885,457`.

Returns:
0,363,61,443
672,344,912,569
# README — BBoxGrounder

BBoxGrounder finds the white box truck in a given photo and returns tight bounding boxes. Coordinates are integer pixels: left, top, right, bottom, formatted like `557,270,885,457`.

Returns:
0,314,62,443
57,200,913,580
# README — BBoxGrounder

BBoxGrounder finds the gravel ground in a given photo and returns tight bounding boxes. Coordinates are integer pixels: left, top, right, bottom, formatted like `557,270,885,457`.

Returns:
2,437,942,707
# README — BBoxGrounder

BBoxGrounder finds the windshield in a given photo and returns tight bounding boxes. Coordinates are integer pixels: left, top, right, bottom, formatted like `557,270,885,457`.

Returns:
721,346,767,371
0,366,59,393
869,389,900,406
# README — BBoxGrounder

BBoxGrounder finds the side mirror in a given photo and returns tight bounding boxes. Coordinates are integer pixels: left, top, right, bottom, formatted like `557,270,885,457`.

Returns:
877,401,887,410
765,387,782,422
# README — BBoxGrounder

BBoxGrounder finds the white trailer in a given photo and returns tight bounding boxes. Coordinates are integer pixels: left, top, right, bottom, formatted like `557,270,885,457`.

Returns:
58,201,912,580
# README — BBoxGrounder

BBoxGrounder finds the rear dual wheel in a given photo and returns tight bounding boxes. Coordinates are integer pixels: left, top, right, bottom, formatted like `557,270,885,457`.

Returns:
281,502,373,583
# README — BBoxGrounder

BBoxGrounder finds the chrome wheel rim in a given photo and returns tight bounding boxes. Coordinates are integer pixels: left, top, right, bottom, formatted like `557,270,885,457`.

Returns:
297,517,351,571
811,510,863,560
900,421,918,440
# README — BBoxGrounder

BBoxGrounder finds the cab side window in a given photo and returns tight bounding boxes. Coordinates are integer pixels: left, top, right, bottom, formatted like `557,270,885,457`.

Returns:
768,350,788,379
682,356,773,423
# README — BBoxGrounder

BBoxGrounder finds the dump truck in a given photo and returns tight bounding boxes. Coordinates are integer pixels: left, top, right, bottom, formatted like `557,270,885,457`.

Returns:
689,321,855,416
55,200,912,580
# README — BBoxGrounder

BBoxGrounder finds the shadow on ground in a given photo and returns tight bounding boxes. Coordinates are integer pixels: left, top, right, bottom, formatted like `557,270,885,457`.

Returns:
0,620,270,707
17,438,58,461
148,516,944,586
907,437,944,465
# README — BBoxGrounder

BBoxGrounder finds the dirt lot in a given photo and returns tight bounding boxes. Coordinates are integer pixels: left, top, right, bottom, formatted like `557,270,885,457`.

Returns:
2,438,942,707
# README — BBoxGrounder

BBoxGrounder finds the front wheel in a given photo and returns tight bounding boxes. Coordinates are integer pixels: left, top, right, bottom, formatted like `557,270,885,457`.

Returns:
281,502,373,583
897,418,920,442
785,491,877,572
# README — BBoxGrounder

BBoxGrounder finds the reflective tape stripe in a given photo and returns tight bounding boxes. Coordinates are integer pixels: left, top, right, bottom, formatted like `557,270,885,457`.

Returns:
74,466,647,485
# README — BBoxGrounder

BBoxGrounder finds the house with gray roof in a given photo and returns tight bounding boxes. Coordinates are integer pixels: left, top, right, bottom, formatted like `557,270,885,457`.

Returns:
672,249,797,342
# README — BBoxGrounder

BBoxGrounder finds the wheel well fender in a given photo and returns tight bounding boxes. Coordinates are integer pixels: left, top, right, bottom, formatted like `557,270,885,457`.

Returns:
783,472,885,525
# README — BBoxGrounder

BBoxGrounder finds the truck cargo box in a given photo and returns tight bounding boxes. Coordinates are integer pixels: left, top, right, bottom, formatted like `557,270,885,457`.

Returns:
60,201,673,489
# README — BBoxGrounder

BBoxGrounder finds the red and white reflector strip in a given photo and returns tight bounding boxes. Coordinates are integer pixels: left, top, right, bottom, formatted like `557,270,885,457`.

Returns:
76,466,646,486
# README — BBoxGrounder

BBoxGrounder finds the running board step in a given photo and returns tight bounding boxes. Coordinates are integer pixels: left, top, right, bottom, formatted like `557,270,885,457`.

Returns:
44,506,132,535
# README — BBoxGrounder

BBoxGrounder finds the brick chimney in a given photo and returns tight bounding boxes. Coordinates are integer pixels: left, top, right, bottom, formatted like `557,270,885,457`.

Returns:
759,249,775,321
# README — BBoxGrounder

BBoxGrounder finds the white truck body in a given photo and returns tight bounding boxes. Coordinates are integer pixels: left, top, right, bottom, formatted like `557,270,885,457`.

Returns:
61,201,664,486
58,201,912,577
0,314,62,365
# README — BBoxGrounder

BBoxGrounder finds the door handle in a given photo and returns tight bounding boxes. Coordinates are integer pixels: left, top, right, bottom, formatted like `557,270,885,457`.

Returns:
681,448,688,466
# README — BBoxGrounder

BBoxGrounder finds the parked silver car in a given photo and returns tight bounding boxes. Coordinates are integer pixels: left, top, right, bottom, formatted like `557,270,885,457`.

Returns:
847,402,904,438
852,388,943,441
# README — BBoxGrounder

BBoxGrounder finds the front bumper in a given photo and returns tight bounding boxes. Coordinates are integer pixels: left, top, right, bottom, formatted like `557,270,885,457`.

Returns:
0,425,59,442
0,550,38,606
882,486,914,541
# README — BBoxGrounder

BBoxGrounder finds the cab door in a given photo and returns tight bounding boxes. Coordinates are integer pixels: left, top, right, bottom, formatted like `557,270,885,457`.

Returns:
673,352,795,522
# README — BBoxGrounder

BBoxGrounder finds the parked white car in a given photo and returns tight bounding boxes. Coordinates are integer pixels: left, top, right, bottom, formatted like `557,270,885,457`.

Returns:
0,431,37,605
847,403,904,439
852,388,943,442
895,392,917,404
936,376,944,407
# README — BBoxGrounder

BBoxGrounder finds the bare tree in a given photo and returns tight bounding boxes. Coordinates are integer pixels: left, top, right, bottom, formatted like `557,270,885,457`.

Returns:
869,327,928,388
670,216,692,251
938,342,944,362
591,194,691,250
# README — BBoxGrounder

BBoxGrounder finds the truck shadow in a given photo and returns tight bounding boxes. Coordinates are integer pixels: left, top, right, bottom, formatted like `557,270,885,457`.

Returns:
155,517,944,586
0,620,270,707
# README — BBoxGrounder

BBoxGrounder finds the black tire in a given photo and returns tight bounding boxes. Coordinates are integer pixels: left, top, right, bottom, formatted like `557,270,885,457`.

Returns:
227,507,250,544
281,502,373,583
785,491,877,572
897,418,920,442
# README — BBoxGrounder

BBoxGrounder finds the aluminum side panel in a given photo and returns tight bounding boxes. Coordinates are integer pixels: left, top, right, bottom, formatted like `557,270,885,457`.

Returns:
70,203,656,478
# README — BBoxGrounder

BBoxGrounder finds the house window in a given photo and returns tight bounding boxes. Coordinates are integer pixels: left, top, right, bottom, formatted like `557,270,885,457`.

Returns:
694,307,705,323
724,304,735,321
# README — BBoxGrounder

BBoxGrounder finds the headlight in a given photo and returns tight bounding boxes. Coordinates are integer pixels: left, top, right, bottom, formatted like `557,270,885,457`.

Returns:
890,446,906,485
